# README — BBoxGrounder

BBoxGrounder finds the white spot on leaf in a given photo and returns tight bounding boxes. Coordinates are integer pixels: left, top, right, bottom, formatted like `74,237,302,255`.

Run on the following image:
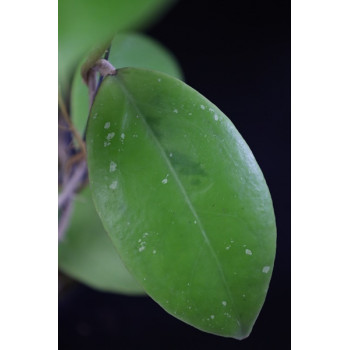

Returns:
107,132,115,140
262,266,271,273
222,301,227,306
104,122,110,129
173,109,178,113
245,249,252,255
162,174,169,184
214,114,219,121
109,161,117,172
200,104,205,110
138,241,146,252
109,181,118,190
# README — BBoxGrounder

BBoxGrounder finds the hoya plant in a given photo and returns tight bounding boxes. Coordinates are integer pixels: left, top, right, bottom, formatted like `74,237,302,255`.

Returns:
58,0,276,340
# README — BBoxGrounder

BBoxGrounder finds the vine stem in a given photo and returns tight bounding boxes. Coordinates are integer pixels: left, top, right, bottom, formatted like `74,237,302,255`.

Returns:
58,49,116,241
58,160,87,209
58,160,87,241
58,89,86,156
58,89,87,241
58,198,73,241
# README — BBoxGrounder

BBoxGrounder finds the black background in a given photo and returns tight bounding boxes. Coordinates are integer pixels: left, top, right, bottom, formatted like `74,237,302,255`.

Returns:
59,0,290,348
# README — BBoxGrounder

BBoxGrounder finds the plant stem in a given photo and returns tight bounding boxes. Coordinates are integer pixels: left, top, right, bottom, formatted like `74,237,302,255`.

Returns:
58,90,86,156
58,160,87,209
58,198,73,241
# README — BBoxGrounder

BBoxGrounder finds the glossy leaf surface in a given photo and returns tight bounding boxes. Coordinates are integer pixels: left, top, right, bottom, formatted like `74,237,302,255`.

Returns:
71,33,183,137
58,187,144,295
86,68,276,339
58,0,175,87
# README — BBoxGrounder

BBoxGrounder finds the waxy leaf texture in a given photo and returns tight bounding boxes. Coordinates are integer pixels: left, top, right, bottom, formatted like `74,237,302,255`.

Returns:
86,68,276,339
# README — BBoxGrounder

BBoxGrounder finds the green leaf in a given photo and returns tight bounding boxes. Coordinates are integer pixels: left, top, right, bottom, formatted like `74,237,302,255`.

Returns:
71,32,183,138
108,33,183,78
58,187,144,295
58,0,176,87
86,68,276,339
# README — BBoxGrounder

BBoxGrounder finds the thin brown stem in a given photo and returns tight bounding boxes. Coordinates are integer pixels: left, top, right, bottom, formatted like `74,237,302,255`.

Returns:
58,198,73,241
58,160,87,209
58,90,86,156
58,124,72,131
65,151,86,174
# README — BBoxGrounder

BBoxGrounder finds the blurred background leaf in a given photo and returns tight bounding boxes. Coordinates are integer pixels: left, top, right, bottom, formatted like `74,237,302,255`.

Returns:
58,187,145,295
58,0,176,90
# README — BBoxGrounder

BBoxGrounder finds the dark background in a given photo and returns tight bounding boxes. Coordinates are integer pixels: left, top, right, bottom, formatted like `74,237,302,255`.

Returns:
59,0,290,348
